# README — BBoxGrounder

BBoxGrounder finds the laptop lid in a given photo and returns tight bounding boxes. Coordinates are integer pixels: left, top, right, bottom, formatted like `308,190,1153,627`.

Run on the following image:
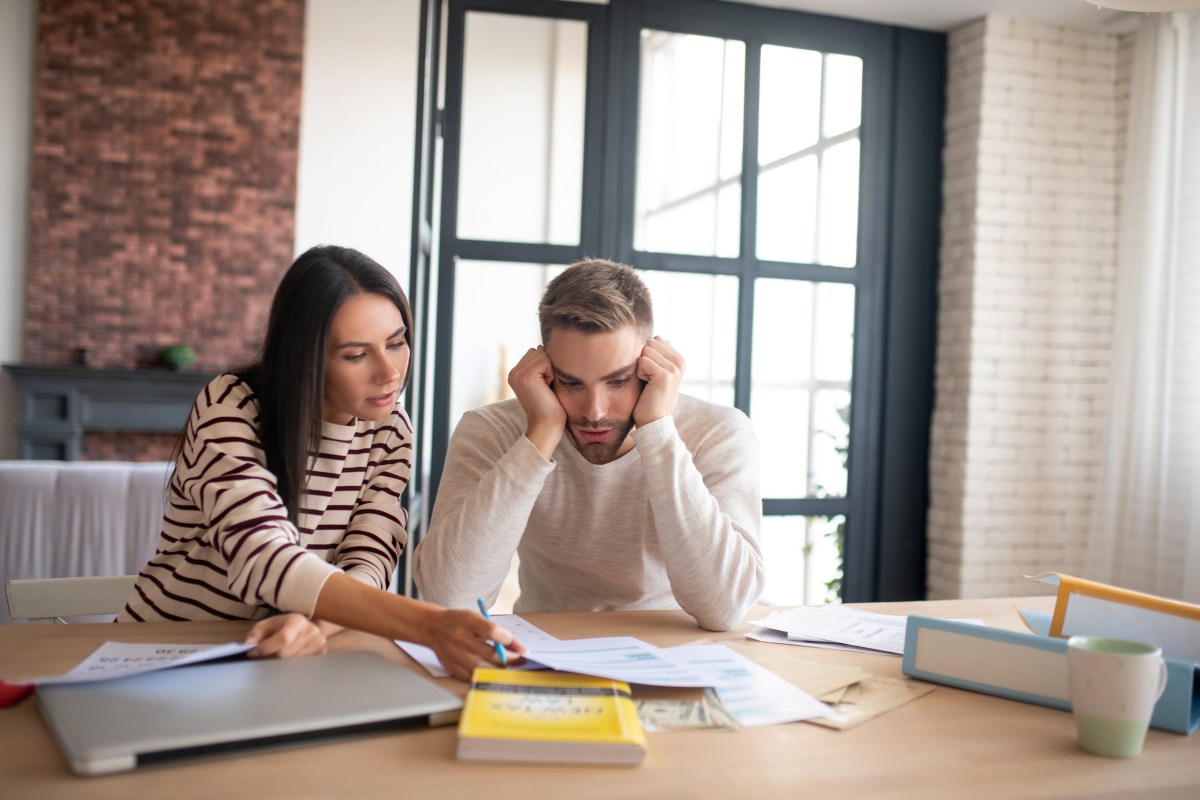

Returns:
36,650,463,776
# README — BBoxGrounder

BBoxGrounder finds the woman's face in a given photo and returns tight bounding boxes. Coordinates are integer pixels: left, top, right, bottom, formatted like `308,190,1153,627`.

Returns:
322,292,409,424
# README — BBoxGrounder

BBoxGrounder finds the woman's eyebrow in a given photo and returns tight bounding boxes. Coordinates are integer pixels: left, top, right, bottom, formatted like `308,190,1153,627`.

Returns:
333,326,406,350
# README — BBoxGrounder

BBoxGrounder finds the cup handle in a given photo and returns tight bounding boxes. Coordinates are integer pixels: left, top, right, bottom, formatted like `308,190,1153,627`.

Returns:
1154,658,1168,702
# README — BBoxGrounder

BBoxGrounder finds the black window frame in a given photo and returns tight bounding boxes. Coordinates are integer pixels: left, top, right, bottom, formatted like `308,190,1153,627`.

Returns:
407,0,944,602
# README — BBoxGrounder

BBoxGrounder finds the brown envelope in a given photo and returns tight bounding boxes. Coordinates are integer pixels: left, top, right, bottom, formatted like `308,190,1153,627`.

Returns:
805,675,935,730
693,638,933,731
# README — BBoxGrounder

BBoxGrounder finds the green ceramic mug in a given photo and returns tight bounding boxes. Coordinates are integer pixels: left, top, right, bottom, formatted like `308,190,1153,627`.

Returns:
1067,636,1168,758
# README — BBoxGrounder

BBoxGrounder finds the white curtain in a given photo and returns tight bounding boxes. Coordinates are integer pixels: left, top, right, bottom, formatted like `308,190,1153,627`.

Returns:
1086,12,1200,602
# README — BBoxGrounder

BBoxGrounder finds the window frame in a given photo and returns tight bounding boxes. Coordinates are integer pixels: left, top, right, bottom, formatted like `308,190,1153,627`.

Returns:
410,0,945,602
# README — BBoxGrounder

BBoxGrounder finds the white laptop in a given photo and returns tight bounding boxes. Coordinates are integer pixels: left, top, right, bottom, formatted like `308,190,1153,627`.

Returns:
37,650,463,775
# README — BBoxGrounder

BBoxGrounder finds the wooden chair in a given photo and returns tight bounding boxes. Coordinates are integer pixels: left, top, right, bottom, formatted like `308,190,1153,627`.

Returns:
5,576,137,624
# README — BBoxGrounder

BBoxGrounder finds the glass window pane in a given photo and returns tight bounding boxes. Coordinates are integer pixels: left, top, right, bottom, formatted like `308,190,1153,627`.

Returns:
758,45,820,165
639,193,718,258
756,45,861,268
813,282,855,381
637,270,738,407
638,183,742,259
818,139,860,267
754,279,813,380
635,30,744,258
811,389,850,497
753,388,810,498
758,515,844,605
457,13,586,245
452,263,738,427
752,279,854,499
716,183,741,260
823,54,863,138
753,279,810,498
451,261,564,426
756,156,817,264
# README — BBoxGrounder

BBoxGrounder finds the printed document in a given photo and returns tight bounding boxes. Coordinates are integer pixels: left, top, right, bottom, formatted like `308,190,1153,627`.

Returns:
396,614,559,678
751,606,910,655
29,641,253,684
668,643,830,726
522,637,716,687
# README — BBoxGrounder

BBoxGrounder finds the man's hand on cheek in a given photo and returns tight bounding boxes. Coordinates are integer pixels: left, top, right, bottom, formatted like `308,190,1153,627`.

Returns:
633,336,685,427
509,345,568,459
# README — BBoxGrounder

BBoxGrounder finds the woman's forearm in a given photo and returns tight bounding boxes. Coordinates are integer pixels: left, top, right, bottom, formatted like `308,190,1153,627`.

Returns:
314,572,439,644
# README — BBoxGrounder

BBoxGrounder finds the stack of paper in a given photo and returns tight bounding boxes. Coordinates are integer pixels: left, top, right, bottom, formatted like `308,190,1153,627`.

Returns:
748,605,909,655
664,643,831,727
519,637,832,726
396,613,928,732
713,639,933,730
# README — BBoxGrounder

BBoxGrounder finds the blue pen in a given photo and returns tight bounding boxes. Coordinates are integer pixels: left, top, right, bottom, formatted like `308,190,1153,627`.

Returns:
476,598,507,665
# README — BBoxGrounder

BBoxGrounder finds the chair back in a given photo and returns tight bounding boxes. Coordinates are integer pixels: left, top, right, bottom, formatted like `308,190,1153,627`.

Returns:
6,576,137,624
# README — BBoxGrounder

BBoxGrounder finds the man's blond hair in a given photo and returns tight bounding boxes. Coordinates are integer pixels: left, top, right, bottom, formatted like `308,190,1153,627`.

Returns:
539,258,654,343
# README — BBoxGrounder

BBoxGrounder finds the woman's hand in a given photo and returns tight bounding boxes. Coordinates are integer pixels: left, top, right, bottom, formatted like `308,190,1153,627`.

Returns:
244,613,329,658
310,573,527,680
425,608,527,681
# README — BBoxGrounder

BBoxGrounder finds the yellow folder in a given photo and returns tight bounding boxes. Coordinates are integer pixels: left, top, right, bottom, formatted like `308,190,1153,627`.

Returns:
1026,572,1200,664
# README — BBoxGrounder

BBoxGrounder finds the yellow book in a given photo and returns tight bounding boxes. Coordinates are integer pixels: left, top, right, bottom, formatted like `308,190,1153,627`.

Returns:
457,668,647,765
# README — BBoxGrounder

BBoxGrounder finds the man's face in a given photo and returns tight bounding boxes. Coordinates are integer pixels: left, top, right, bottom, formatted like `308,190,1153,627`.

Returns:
544,325,645,465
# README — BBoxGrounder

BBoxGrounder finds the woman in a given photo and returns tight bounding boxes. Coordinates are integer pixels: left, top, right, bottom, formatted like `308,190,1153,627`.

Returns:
119,245,523,680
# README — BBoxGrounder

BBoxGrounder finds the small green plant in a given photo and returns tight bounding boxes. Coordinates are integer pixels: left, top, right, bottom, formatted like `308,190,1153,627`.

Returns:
814,398,851,603
161,344,196,371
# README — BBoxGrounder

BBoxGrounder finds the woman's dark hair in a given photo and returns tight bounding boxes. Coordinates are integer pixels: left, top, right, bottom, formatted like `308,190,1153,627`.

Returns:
235,245,413,523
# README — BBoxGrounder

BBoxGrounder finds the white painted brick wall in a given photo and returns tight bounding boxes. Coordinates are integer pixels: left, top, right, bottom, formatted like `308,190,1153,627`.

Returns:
928,16,1128,599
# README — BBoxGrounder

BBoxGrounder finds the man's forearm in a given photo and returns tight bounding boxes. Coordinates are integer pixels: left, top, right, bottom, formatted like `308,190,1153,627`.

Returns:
636,418,764,630
415,437,552,607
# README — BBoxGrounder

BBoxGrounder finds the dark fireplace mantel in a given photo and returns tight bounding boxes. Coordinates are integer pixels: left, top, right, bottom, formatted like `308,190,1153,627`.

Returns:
3,363,213,460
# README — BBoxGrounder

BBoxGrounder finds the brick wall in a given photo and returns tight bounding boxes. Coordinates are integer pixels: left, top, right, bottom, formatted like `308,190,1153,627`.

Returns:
23,0,305,460
84,430,176,462
928,17,1129,599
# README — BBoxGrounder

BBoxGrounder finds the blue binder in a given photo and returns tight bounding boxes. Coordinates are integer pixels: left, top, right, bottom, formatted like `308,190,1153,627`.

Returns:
901,615,1200,735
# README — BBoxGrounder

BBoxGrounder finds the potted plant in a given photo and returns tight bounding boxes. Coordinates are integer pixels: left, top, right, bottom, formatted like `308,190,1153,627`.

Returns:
160,344,196,371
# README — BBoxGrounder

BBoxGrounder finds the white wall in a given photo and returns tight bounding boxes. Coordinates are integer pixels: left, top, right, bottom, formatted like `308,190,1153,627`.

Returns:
0,0,36,460
294,0,420,284
928,16,1126,599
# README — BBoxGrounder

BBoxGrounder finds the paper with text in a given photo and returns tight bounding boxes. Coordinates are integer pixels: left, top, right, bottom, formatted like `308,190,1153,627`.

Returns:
396,614,559,678
30,641,254,684
522,637,716,687
746,625,895,655
751,606,910,655
667,643,830,726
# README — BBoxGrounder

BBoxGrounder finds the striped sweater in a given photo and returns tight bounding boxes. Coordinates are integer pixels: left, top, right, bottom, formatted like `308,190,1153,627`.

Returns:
118,373,411,623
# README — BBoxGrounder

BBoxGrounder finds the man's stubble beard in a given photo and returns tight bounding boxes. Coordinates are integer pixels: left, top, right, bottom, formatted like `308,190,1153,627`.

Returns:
567,415,636,465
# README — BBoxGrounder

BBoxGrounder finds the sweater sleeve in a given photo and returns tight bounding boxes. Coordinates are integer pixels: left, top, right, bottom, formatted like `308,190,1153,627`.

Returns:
631,408,764,631
413,408,554,609
178,393,338,617
333,408,414,591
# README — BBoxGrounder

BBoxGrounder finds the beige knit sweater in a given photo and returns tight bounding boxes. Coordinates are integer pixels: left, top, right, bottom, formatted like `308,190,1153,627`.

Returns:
413,394,763,631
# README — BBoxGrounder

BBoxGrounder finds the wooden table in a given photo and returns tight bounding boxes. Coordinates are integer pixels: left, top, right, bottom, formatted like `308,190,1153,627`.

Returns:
1,597,1196,799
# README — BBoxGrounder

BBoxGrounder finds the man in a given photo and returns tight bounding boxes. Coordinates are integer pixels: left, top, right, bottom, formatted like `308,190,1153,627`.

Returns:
413,259,763,631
